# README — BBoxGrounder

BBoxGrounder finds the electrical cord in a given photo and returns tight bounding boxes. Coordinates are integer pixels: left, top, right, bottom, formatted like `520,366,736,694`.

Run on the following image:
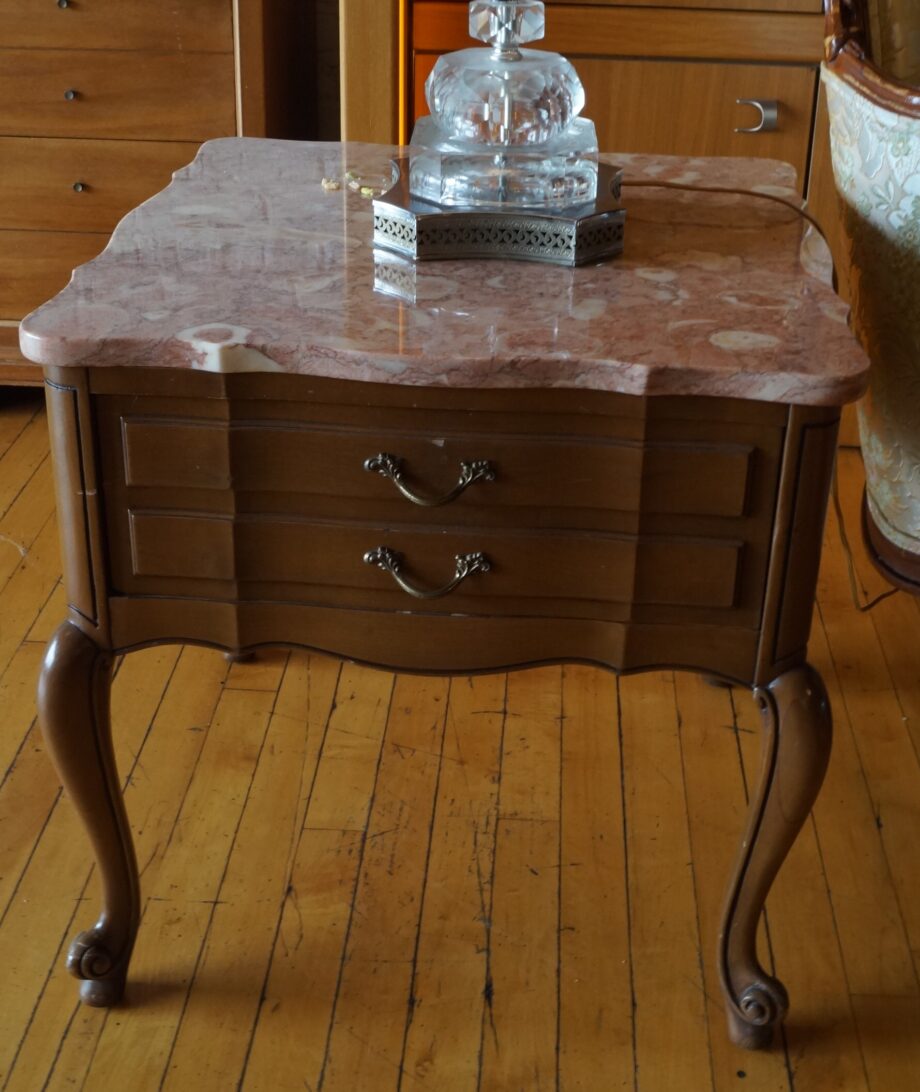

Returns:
620,178,837,285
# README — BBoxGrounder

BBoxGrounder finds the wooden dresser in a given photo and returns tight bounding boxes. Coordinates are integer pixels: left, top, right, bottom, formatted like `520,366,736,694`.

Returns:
0,0,304,385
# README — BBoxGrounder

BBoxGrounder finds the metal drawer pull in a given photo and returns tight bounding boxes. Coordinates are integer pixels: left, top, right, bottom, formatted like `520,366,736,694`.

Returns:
363,546,491,599
735,99,779,134
58,0,69,7
72,181,86,193
364,452,495,507
64,88,78,101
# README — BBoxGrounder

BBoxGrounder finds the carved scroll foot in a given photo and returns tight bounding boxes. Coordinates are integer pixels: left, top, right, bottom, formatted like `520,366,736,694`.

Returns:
718,664,831,1049
38,623,139,1007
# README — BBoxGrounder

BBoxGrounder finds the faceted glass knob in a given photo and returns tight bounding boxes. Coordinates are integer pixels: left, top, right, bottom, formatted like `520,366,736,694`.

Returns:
469,1,545,53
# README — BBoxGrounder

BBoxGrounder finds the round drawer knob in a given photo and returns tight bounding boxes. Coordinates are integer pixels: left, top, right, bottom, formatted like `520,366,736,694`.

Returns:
64,88,78,101
58,0,70,9
72,182,86,193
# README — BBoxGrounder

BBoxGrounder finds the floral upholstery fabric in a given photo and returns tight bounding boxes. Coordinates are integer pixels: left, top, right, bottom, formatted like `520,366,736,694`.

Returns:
823,64,920,554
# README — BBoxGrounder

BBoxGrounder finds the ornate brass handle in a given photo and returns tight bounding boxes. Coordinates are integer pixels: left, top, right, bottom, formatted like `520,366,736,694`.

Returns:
363,452,495,507
363,546,491,599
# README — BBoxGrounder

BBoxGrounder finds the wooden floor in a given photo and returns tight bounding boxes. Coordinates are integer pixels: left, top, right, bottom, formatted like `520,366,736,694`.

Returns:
0,389,918,1091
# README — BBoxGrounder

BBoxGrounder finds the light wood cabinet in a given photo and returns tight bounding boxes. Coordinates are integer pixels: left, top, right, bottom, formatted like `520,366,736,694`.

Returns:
0,0,306,385
407,3,827,191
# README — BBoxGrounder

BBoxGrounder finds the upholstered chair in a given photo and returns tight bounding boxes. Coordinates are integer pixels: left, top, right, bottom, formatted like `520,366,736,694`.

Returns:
823,0,920,589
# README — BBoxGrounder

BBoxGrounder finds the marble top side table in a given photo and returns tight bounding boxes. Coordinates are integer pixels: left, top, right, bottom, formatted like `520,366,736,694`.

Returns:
18,139,869,1050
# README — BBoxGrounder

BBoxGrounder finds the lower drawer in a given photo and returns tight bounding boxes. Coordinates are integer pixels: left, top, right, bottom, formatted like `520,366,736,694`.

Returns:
0,229,106,319
121,510,742,617
0,137,198,233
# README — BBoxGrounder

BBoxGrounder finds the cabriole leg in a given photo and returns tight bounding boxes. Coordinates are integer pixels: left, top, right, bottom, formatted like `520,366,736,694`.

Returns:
718,664,832,1049
37,622,139,1006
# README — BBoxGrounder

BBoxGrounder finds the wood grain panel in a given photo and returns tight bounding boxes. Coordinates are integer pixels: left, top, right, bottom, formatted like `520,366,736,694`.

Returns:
340,0,401,141
412,4,825,63
0,137,196,233
0,230,106,319
0,49,236,141
0,0,234,52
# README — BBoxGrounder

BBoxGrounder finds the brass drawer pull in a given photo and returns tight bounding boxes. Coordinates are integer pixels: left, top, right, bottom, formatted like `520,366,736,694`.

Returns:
363,546,491,599
364,452,495,506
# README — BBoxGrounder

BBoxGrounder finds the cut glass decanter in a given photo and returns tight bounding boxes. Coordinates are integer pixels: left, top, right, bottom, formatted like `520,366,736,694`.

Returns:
409,0,599,208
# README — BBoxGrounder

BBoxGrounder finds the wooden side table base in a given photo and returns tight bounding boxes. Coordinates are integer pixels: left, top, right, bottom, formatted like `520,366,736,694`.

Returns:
718,665,832,1049
37,622,139,1008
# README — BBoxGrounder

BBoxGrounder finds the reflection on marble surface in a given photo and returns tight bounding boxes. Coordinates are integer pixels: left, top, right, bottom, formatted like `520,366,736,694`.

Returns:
19,139,868,407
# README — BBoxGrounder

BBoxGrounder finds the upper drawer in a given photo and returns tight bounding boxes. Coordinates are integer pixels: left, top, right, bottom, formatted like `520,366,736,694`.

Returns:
118,417,754,522
0,0,233,52
0,137,196,233
413,4,824,63
0,50,236,141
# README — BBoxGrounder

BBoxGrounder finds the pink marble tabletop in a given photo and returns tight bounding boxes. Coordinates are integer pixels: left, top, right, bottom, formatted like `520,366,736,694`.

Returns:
19,139,868,406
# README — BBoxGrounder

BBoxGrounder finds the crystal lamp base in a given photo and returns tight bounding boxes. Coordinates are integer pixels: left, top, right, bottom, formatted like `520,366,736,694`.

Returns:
373,158,625,268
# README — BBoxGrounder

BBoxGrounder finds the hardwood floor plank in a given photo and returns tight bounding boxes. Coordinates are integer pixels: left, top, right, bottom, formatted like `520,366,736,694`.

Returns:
0,455,54,594
0,513,60,681
0,650,60,918
240,663,393,1091
619,671,713,1092
850,994,920,1092
479,817,560,1092
0,390,41,463
400,674,505,1092
498,666,563,823
558,664,633,1091
26,579,65,644
225,648,290,692
732,683,871,1091
321,674,450,1092
674,671,792,1091
79,687,277,1090
807,621,918,997
479,667,562,1092
162,657,339,1091
817,603,920,966
0,409,49,521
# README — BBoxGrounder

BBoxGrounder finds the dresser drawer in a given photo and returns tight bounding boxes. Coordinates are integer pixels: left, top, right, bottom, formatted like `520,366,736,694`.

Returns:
0,229,106,319
118,416,754,522
0,137,196,233
0,50,236,141
120,510,742,619
0,0,233,52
